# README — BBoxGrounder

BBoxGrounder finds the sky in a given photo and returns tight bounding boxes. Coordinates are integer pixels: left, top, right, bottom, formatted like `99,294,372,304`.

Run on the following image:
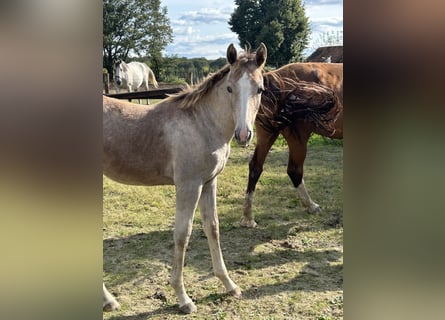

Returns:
160,0,343,60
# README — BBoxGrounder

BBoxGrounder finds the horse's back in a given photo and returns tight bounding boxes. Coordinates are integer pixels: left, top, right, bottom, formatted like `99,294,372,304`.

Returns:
103,96,151,122
102,96,175,185
272,62,343,138
275,63,342,98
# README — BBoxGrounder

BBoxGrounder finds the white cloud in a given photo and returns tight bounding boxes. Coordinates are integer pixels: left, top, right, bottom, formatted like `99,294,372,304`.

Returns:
305,0,343,6
164,32,239,59
309,17,343,32
179,8,230,25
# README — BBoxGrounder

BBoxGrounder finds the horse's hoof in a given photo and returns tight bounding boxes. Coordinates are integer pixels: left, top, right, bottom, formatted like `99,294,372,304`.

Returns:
179,302,197,314
228,287,242,298
240,218,257,228
307,205,322,214
103,300,120,312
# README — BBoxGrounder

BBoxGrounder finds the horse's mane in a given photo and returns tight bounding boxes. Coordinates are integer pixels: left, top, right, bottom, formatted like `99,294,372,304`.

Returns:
165,49,262,110
257,71,342,135
164,65,230,109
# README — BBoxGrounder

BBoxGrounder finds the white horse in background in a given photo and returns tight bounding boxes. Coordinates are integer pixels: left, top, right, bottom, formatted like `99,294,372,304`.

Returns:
113,60,159,103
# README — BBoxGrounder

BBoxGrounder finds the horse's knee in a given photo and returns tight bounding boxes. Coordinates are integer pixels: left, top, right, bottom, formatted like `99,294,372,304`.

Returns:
201,214,219,240
174,232,190,249
206,221,220,240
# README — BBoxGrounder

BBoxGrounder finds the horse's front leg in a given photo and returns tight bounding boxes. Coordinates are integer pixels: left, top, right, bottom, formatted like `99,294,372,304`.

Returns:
241,125,279,227
171,182,202,314
199,178,241,297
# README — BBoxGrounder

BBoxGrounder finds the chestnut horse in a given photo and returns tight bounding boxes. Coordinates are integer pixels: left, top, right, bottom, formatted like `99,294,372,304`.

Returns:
241,63,343,228
103,43,268,314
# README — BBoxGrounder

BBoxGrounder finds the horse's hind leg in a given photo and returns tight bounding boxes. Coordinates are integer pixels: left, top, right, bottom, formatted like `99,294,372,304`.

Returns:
143,80,150,104
171,183,201,313
283,127,321,213
296,179,321,213
103,283,120,311
199,178,241,297
241,125,279,227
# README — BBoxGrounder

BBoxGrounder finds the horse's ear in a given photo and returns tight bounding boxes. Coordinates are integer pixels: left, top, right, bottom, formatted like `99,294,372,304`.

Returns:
227,43,237,65
255,43,267,67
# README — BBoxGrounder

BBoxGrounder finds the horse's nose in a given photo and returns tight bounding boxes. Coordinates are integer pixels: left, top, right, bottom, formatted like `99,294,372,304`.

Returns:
235,128,253,146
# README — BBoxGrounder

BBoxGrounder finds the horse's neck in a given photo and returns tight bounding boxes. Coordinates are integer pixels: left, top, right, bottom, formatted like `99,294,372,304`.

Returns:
123,68,131,81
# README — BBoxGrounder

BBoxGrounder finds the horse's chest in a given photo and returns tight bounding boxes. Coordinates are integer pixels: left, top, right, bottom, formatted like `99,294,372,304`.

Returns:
207,146,230,179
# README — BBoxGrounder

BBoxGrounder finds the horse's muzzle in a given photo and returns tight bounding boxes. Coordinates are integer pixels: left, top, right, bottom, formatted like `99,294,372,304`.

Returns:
235,128,253,147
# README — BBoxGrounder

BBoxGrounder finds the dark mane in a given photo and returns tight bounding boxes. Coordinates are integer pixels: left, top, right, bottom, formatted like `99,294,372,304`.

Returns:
165,48,263,110
257,71,342,135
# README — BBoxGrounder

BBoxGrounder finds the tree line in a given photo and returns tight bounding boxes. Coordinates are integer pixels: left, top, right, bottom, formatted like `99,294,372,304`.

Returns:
130,56,228,84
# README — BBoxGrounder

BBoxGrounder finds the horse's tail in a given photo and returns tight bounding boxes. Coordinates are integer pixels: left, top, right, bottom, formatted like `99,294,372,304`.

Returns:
148,68,158,88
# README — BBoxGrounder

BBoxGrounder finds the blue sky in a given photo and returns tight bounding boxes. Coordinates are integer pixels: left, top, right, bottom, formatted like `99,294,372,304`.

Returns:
161,0,343,59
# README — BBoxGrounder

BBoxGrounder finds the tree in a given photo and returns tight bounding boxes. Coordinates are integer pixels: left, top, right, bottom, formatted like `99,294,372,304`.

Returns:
103,0,173,76
209,58,227,72
310,30,343,51
229,0,310,67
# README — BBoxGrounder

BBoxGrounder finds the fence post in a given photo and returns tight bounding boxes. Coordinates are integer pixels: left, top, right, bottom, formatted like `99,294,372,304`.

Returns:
103,71,109,94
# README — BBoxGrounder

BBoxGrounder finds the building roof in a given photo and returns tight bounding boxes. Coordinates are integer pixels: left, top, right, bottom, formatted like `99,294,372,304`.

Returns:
306,45,343,63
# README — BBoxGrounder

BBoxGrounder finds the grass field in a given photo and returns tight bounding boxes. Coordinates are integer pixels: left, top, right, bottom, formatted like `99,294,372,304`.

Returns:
103,135,343,320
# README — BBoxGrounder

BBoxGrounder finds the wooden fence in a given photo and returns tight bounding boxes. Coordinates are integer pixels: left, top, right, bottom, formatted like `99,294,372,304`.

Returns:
104,87,185,101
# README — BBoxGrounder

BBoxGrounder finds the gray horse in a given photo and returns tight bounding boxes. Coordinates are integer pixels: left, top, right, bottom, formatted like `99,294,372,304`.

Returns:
103,43,267,314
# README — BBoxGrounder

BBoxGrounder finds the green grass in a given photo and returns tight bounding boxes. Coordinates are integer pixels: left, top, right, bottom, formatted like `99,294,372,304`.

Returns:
129,98,164,105
273,133,343,148
103,101,343,318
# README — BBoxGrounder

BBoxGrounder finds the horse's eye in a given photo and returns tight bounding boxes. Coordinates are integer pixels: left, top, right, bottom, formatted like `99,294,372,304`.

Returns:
257,87,263,94
227,86,232,93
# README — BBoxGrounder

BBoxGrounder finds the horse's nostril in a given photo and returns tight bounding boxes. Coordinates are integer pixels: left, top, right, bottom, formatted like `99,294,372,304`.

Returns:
234,130,240,141
247,130,252,141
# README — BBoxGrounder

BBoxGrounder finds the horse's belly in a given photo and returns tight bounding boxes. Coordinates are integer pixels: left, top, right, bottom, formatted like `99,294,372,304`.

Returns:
103,146,174,186
104,170,173,186
103,162,174,186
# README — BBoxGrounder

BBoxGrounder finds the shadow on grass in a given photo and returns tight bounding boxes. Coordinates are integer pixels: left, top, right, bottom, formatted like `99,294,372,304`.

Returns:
104,144,342,318
107,305,179,320
239,250,343,300
104,219,342,292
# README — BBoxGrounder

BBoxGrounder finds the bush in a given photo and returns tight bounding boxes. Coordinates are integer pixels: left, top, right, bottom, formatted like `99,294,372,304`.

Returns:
162,75,188,85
